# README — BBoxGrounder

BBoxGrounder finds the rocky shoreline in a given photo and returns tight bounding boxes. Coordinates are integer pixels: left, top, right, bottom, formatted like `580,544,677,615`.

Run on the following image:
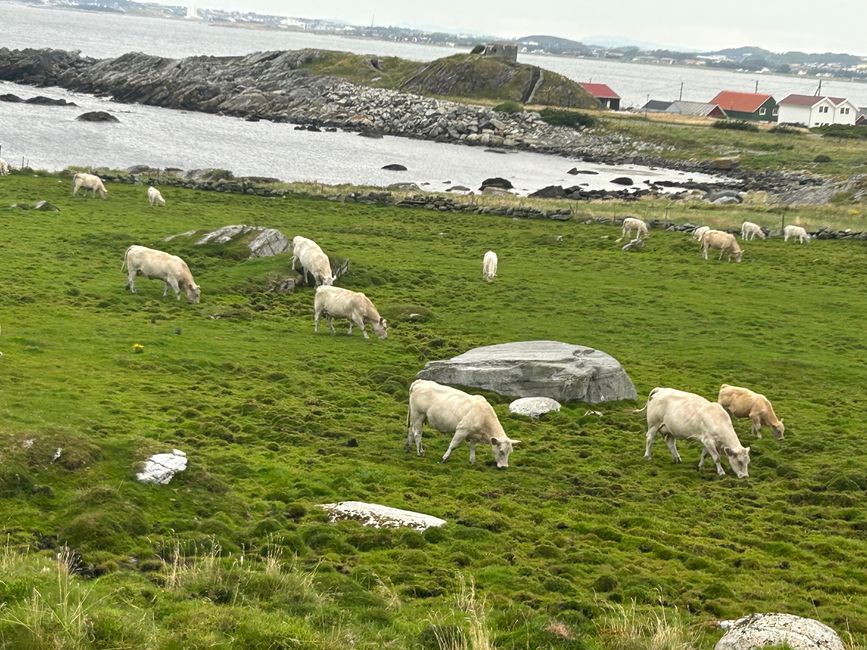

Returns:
0,47,826,197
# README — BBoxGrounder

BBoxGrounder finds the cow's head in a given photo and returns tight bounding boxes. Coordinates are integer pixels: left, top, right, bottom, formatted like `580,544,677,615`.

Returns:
771,419,785,440
734,249,743,263
186,283,201,304
491,437,520,469
372,317,388,340
320,275,334,287
725,445,750,478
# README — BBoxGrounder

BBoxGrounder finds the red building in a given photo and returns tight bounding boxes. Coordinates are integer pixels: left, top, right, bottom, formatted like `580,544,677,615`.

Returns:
578,83,621,110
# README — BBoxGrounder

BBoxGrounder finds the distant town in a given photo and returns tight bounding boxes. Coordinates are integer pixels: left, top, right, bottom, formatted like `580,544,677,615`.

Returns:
10,0,867,82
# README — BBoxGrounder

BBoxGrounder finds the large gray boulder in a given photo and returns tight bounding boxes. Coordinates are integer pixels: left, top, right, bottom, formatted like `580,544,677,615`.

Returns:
192,224,288,259
716,613,845,650
417,340,636,403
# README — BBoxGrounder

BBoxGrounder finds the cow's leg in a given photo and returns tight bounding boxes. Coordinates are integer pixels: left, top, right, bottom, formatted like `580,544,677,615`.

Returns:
750,413,763,439
702,245,709,260
468,441,476,465
327,315,336,335
126,269,137,292
644,423,663,459
663,435,682,463
354,315,369,339
700,443,725,475
347,319,353,335
441,428,469,463
162,282,169,297
313,306,321,333
407,412,425,456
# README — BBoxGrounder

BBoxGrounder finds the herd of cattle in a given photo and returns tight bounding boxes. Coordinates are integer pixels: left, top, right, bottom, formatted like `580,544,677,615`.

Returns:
618,215,811,264
1,170,795,477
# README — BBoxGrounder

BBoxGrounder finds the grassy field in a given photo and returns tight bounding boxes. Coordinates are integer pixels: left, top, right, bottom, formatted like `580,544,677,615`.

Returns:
1,173,866,649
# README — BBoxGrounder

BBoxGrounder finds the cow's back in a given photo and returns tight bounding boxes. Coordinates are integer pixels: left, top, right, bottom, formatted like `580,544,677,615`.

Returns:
410,380,476,432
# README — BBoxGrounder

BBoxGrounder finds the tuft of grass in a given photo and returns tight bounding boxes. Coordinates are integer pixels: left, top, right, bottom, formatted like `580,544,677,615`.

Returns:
712,120,760,132
597,597,701,650
539,106,598,129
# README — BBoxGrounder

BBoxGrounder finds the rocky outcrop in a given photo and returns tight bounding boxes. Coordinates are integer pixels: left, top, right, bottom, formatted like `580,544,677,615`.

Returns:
716,613,845,650
76,110,118,122
417,340,637,403
0,92,75,106
321,502,446,531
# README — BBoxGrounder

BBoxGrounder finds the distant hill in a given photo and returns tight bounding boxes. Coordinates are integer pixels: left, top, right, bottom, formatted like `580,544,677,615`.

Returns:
399,53,599,108
515,35,593,56
302,50,600,109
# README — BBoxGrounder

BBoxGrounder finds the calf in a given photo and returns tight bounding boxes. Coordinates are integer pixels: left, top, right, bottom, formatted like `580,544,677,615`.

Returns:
618,217,649,242
292,236,333,286
718,383,784,439
702,230,743,262
783,225,811,243
0,158,9,176
640,387,750,478
406,379,520,468
72,172,108,199
147,186,166,207
741,221,766,241
122,245,200,303
314,286,387,339
482,250,498,282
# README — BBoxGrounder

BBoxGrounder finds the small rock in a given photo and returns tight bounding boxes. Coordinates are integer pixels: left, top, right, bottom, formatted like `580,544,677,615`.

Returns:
480,177,514,190
509,397,561,418
137,449,187,485
344,438,359,447
76,111,119,123
321,501,446,530
610,177,634,186
715,613,845,650
382,163,407,171
34,200,60,212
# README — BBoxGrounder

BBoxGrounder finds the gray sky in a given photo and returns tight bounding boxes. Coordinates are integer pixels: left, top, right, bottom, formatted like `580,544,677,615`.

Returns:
175,1,867,55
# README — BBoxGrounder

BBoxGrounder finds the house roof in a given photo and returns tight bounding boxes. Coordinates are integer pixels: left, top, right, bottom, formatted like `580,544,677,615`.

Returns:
710,90,773,113
666,101,726,118
779,93,849,107
642,99,673,111
579,83,620,99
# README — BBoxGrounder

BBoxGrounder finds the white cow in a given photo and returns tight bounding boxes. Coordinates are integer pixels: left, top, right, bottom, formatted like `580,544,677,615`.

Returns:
640,387,750,478
741,221,766,241
313,286,387,339
692,226,710,242
147,186,166,207
617,217,649,242
718,384,784,440
292,236,333,286
122,245,200,303
72,172,108,199
784,225,811,243
405,379,521,468
701,230,743,262
482,250,498,282
0,159,9,176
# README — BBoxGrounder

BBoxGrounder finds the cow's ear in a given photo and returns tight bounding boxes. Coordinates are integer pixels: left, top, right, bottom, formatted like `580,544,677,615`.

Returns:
510,439,522,445
744,447,751,455
490,438,501,447
723,446,733,457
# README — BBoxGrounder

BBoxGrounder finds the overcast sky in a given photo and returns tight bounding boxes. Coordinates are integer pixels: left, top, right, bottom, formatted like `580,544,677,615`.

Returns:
175,1,867,55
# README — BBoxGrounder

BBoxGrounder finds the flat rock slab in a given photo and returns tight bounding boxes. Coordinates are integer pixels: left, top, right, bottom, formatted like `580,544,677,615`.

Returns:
137,449,187,485
509,397,561,417
716,613,845,650
191,224,289,259
418,340,636,403
321,501,446,531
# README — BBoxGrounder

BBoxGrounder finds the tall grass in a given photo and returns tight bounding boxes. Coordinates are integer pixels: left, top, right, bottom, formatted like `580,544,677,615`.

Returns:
431,574,496,650
597,597,700,650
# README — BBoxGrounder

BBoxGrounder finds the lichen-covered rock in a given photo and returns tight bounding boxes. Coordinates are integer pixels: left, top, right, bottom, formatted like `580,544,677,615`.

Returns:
418,340,636,403
137,449,187,485
509,397,561,417
715,613,845,650
248,228,289,258
321,501,446,531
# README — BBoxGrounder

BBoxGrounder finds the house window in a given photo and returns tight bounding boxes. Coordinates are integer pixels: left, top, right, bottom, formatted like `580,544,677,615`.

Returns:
772,108,778,115
841,107,849,114
759,108,766,115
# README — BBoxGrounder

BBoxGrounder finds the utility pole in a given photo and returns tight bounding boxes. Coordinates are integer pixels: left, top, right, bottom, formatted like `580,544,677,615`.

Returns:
679,81,683,101
755,79,759,93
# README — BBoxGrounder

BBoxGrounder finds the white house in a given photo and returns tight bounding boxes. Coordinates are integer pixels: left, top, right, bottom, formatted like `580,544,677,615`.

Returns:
777,94,858,127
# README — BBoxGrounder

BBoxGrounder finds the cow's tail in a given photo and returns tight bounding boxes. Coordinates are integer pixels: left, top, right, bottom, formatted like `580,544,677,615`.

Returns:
406,380,422,428
631,388,658,414
121,245,133,271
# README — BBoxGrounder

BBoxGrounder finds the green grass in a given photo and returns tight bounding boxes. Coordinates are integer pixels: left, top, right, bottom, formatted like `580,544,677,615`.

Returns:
1,173,867,648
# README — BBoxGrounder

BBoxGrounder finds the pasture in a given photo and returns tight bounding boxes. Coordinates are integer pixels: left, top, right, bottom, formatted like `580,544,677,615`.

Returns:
1,172,866,649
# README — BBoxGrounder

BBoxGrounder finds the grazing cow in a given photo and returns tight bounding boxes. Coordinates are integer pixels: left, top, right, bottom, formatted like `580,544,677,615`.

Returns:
741,221,766,241
784,225,811,243
292,236,333,286
122,245,200,303
617,217,649,242
701,230,743,262
147,186,166,207
0,158,9,176
692,226,710,242
640,387,750,478
313,286,387,339
72,172,108,199
482,250,498,282
718,384,784,440
405,379,520,468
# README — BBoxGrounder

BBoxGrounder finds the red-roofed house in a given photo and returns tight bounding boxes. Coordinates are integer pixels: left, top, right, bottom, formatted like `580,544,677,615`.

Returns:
579,83,620,110
710,90,777,122
777,94,858,127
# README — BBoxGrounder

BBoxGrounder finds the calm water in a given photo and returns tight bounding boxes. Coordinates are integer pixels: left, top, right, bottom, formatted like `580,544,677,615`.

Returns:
0,80,725,193
2,3,866,108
